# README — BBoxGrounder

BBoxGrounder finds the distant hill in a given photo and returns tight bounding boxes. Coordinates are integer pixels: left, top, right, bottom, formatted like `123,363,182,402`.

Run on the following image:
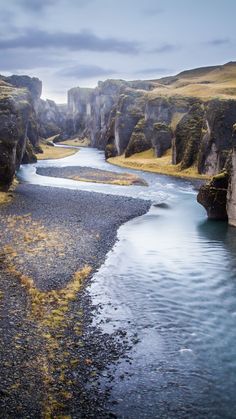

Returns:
149,62,236,100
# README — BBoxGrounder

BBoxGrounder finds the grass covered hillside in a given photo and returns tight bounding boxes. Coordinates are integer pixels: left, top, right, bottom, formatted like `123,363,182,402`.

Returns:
149,62,236,100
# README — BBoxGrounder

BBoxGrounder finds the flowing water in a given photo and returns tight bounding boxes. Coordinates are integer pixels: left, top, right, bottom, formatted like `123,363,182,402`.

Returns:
18,147,236,418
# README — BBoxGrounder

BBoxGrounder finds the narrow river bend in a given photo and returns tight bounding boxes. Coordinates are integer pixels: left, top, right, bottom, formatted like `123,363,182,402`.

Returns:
18,147,236,419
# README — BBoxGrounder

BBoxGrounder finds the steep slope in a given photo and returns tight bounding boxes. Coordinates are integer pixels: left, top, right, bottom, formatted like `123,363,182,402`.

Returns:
0,79,36,190
0,75,66,190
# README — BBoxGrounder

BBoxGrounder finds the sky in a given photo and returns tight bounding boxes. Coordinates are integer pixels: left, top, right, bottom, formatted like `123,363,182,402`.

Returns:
0,0,235,103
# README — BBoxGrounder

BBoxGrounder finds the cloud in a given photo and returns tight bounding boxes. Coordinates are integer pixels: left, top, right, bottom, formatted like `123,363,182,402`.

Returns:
57,64,115,79
0,50,65,71
17,0,94,12
17,0,57,12
136,67,171,75
0,28,140,54
151,43,180,53
206,38,231,46
0,10,15,23
142,7,163,16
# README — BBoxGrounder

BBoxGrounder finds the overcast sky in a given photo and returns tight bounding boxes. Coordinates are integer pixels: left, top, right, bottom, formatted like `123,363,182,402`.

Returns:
0,0,235,102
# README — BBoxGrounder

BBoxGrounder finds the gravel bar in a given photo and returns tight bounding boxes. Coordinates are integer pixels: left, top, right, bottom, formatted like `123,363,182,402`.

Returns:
0,184,150,418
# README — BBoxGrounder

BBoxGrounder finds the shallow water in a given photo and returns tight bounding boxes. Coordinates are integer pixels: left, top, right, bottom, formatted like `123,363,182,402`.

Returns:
18,147,236,418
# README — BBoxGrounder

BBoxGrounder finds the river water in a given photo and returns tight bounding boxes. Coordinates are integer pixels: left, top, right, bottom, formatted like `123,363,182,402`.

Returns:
18,147,236,418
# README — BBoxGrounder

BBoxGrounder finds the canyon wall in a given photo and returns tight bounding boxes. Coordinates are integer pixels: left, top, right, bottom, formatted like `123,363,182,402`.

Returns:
66,65,236,226
65,80,236,177
0,75,66,190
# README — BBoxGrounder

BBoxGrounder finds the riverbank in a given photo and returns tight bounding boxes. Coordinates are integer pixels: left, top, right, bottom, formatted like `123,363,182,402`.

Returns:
57,137,91,147
36,166,148,186
36,143,78,160
0,184,150,417
108,149,210,181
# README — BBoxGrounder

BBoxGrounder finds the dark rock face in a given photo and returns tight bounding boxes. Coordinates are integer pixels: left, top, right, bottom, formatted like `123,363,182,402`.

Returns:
198,100,236,175
152,123,172,157
197,172,229,220
0,80,33,190
125,118,150,157
1,75,42,102
227,126,236,226
37,99,66,138
173,102,204,169
0,73,68,190
198,125,236,226
21,139,37,164
0,75,42,152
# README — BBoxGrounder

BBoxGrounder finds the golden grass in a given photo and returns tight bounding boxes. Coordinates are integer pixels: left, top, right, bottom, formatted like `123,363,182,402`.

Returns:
70,176,138,185
149,62,236,101
0,192,12,205
58,137,91,147
36,144,78,160
108,148,210,180
70,172,147,186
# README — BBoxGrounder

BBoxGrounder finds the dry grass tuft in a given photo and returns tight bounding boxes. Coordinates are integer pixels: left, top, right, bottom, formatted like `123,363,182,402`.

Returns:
0,192,12,205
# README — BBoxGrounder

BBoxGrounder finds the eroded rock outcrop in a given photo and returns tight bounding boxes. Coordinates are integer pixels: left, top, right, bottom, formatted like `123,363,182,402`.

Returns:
37,99,66,139
197,171,229,220
0,79,35,189
198,123,236,225
0,73,68,190
227,126,236,226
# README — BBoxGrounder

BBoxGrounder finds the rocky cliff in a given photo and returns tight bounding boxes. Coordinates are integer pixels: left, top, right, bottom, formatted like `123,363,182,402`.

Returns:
0,78,36,189
0,75,66,190
37,99,66,139
66,62,236,226
65,63,236,177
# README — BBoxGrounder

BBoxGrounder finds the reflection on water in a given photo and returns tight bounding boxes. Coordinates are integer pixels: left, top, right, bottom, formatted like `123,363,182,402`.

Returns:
18,147,236,418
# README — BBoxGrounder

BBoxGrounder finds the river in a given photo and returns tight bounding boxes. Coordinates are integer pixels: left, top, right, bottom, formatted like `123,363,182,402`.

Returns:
18,147,236,418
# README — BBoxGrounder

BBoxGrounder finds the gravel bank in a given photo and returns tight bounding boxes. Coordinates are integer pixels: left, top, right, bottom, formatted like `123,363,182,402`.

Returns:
0,184,150,418
36,166,148,186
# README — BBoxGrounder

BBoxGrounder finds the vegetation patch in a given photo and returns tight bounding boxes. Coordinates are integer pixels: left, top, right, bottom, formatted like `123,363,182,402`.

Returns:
108,148,210,180
148,62,236,101
58,137,91,147
70,172,147,186
0,191,12,205
36,143,78,160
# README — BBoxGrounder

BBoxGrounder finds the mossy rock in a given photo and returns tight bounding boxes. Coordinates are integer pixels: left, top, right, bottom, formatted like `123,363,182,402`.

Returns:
174,103,204,170
105,143,117,159
125,132,150,158
197,171,229,220
153,122,171,131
